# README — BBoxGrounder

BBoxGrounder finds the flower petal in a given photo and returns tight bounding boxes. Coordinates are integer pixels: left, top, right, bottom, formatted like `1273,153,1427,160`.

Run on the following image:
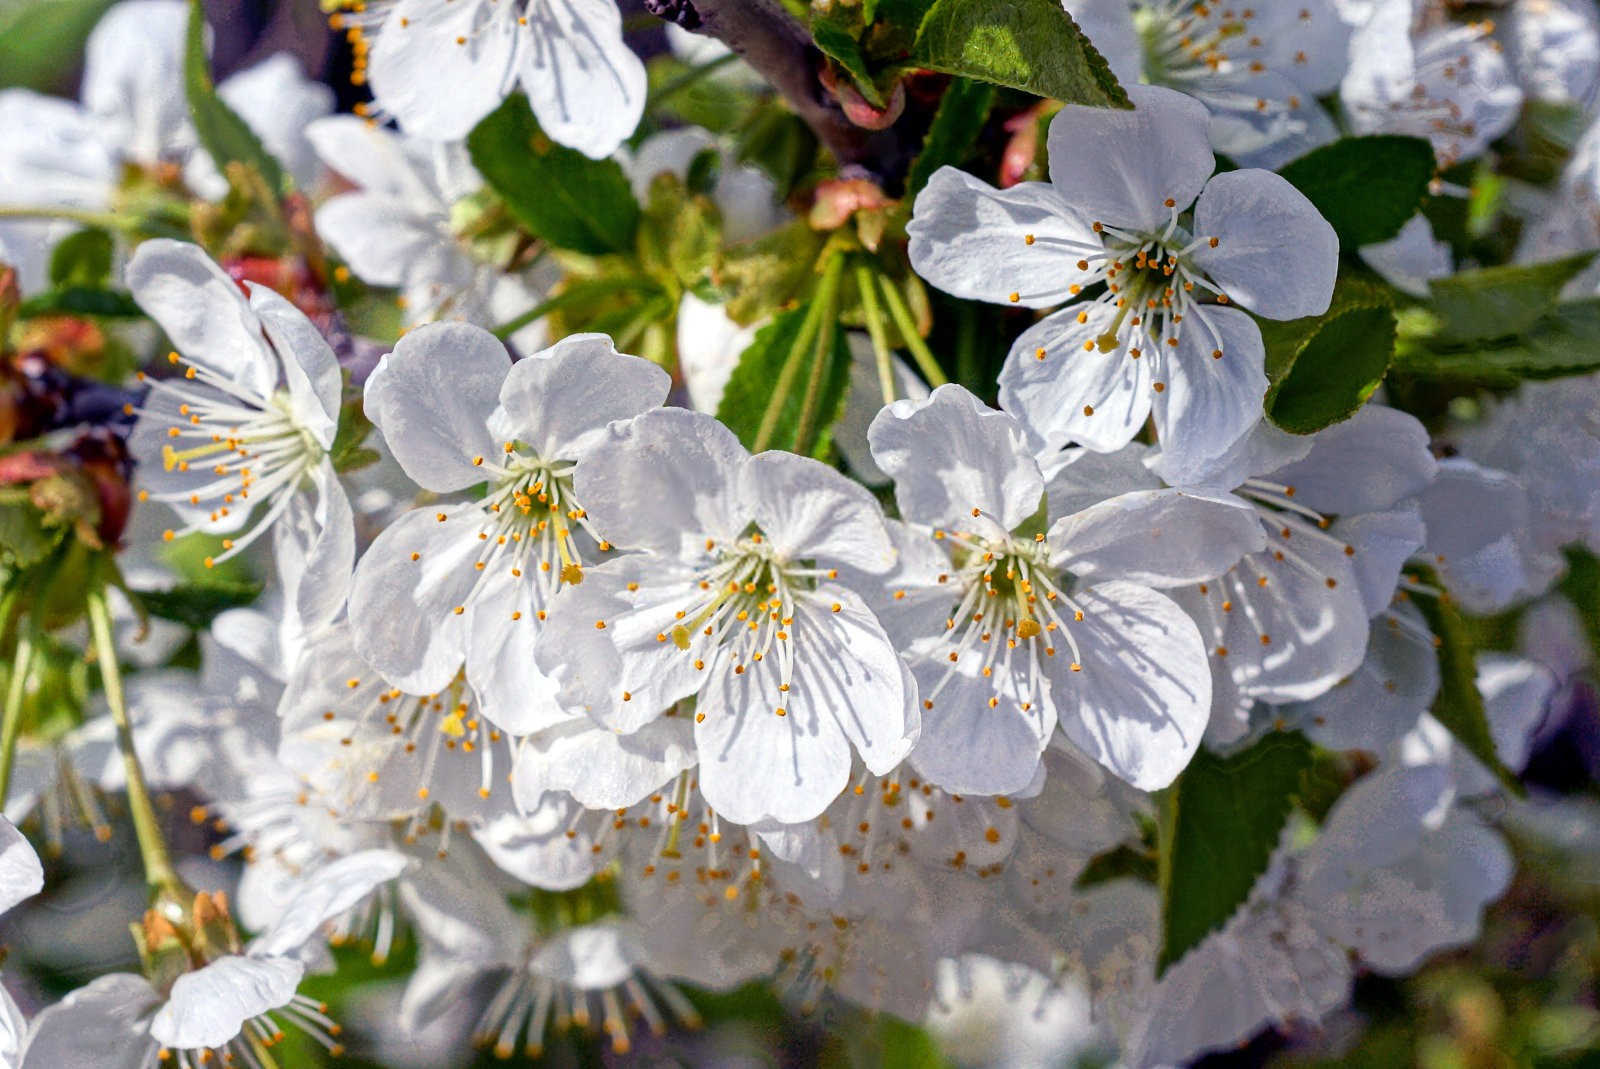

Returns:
1050,488,1266,588
907,168,1098,308
365,321,506,492
1045,85,1215,231
367,0,520,140
1263,403,1436,515
868,383,1044,531
907,664,1052,795
1149,303,1268,481
19,973,161,1069
149,955,303,1050
740,451,895,572
247,283,341,448
998,305,1154,453
253,850,412,957
798,586,919,774
512,717,695,811
1192,169,1338,320
489,332,668,462
0,817,42,916
518,0,647,159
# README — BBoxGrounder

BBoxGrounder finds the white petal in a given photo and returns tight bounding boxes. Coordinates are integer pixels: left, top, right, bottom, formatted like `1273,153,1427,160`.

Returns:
572,407,748,558
1053,581,1212,789
797,586,919,774
740,452,895,572
907,664,1052,795
489,332,668,461
1045,85,1215,231
1050,488,1266,588
676,293,758,413
1264,403,1437,515
465,568,571,736
276,465,355,633
1040,443,1163,522
1360,213,1452,298
1200,72,1340,171
314,194,443,290
1421,459,1541,614
149,955,303,1049
248,284,341,448
365,321,506,492
348,505,481,694
367,0,520,140
253,850,411,957
1149,304,1268,476
512,717,695,811
519,0,648,159
305,116,453,205
125,240,276,398
1284,605,1440,753
997,305,1154,453
1062,0,1144,85
868,383,1044,531
1474,654,1557,784
1192,169,1338,319
529,922,643,989
0,818,42,916
1149,416,1312,492
472,800,602,890
19,973,161,1069
906,168,1098,308
216,54,334,190
81,0,190,166
1335,506,1426,617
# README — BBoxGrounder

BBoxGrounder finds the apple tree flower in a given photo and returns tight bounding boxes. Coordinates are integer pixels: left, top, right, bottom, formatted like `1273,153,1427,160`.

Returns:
337,0,646,157
907,86,1338,481
349,322,668,736
534,407,919,825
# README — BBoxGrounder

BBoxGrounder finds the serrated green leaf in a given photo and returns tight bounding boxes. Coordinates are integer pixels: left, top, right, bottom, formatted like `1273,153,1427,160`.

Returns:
909,0,1128,108
1276,135,1435,248
466,94,640,255
1260,277,1395,434
17,286,144,319
1427,253,1597,343
183,0,288,195
716,302,852,458
1394,298,1600,383
1157,731,1314,975
905,78,994,198
1409,567,1524,797
49,228,114,288
136,578,263,630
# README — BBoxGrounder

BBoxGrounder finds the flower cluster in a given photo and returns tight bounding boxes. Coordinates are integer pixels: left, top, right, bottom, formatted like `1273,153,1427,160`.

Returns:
1,0,1599,1066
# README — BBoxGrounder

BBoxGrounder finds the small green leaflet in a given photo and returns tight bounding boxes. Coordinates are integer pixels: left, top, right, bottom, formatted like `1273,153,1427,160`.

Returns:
1276,136,1436,248
49,228,114,288
1394,298,1600,383
904,78,994,199
183,0,288,195
1425,252,1597,344
1156,731,1315,975
1409,566,1524,797
17,287,143,319
1260,276,1396,434
136,578,265,630
811,9,887,108
909,0,1128,109
716,301,852,460
466,95,640,256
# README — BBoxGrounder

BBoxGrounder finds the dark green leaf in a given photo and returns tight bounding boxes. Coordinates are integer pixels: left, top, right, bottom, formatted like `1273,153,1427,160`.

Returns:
1409,566,1524,797
17,287,144,319
466,94,640,255
910,0,1128,108
1427,252,1596,343
812,12,887,108
1276,135,1436,248
0,0,114,92
905,78,994,198
1261,277,1395,434
183,0,288,194
49,228,114,288
716,304,852,458
1074,843,1159,889
1157,731,1314,974
134,578,264,630
1394,299,1600,382
329,389,378,475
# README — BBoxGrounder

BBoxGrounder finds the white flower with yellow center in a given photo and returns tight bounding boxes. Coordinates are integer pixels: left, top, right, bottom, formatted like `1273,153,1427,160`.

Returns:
349,322,669,736
332,0,645,156
866,386,1234,794
534,407,919,826
907,86,1338,486
125,240,353,630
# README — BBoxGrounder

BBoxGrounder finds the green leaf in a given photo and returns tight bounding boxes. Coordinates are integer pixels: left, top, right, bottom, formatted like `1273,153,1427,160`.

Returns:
1427,252,1597,343
1156,731,1314,975
1276,135,1436,248
466,94,639,255
136,578,264,630
904,78,994,198
183,0,288,195
1260,277,1396,434
735,102,821,198
1395,298,1600,383
329,387,378,475
0,503,61,570
1409,567,1524,797
909,0,1128,108
48,228,114,288
812,11,887,108
17,287,144,319
716,302,852,458
0,0,114,92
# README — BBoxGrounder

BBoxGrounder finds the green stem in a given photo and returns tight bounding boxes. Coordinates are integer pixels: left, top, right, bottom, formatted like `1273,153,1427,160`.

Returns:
794,257,848,457
490,279,657,340
86,583,180,897
878,275,947,387
855,263,898,405
752,253,843,453
647,52,740,107
0,634,33,809
0,206,136,231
